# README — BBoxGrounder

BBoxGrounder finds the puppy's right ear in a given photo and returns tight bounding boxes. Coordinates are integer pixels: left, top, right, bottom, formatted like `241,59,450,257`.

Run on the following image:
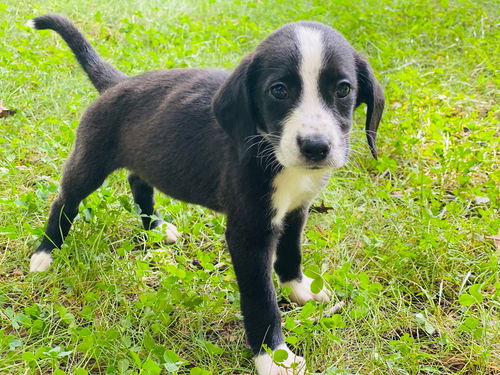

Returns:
213,53,258,160
355,53,385,160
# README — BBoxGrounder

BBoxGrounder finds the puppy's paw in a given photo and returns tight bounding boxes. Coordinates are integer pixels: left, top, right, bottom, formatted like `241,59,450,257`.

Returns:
281,275,331,305
30,251,53,272
254,345,306,375
154,220,181,243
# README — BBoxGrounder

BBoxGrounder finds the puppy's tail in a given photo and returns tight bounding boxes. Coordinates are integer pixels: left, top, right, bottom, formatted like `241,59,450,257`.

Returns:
28,14,126,93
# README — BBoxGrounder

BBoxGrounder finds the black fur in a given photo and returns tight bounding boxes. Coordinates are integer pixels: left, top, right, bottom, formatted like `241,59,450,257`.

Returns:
355,53,385,159
274,207,307,283
30,15,384,362
31,14,126,93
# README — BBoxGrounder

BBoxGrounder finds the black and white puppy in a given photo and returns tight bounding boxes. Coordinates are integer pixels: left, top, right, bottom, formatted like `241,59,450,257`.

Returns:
28,15,384,374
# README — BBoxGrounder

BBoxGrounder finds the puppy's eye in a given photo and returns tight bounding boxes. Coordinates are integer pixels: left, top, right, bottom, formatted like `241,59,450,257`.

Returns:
336,82,351,98
270,83,289,100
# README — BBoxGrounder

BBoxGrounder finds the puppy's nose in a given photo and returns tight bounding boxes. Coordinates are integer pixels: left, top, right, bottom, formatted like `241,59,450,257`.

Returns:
297,135,331,162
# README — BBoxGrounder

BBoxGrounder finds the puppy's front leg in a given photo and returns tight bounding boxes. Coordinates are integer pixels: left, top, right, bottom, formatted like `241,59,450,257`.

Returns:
275,208,331,305
226,215,306,375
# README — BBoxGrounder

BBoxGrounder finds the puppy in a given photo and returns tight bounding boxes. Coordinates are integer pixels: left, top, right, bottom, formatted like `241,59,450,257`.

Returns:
28,14,384,374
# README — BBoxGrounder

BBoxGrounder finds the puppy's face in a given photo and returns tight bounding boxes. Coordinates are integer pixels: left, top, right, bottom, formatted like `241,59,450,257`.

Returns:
213,21,384,168
253,23,357,169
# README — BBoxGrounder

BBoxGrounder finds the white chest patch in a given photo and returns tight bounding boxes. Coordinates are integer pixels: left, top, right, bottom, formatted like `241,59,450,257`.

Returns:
271,168,330,226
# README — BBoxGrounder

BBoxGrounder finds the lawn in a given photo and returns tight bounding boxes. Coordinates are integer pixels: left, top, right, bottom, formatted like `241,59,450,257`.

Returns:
0,0,498,374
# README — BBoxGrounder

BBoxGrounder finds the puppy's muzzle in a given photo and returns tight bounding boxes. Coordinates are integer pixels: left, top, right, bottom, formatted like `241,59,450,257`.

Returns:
297,135,331,162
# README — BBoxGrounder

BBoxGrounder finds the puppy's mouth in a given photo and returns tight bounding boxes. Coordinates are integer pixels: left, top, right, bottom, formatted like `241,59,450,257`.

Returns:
287,160,339,171
304,163,336,171
302,154,347,170
274,154,344,171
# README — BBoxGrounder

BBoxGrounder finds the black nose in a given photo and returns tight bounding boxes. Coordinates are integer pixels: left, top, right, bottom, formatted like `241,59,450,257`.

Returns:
297,136,331,162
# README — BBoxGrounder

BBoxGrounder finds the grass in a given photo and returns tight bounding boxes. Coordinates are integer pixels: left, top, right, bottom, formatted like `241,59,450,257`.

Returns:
0,0,498,374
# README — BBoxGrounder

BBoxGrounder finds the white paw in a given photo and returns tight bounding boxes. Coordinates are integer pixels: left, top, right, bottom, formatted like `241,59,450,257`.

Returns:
30,251,53,272
154,220,181,243
281,275,331,305
254,344,306,375
26,19,36,29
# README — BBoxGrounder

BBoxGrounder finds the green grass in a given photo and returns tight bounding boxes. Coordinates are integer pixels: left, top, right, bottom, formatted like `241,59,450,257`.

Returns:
0,0,498,374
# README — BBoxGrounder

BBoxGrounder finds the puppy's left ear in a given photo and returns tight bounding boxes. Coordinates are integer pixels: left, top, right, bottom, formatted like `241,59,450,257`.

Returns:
355,53,385,159
213,53,258,160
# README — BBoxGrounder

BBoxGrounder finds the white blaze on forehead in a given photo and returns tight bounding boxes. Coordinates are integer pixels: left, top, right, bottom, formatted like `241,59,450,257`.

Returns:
295,26,341,146
296,26,324,107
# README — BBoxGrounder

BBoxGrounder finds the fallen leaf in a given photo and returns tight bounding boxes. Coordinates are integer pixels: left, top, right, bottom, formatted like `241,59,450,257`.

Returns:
485,231,500,250
12,269,24,277
324,301,345,316
311,201,334,213
390,190,404,198
473,196,490,204
0,100,16,118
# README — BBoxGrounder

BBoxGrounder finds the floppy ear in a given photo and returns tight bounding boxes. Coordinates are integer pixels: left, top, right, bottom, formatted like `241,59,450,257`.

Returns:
212,53,259,160
354,53,385,159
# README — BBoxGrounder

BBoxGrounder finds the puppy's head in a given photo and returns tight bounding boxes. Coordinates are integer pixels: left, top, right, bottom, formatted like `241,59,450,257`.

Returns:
213,21,384,169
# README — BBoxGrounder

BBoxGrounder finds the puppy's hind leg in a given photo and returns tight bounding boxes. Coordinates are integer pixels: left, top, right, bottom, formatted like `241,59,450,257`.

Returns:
30,151,113,272
127,173,180,243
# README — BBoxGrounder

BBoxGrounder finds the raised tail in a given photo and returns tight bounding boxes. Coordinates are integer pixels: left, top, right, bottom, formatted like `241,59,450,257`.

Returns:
28,14,126,93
